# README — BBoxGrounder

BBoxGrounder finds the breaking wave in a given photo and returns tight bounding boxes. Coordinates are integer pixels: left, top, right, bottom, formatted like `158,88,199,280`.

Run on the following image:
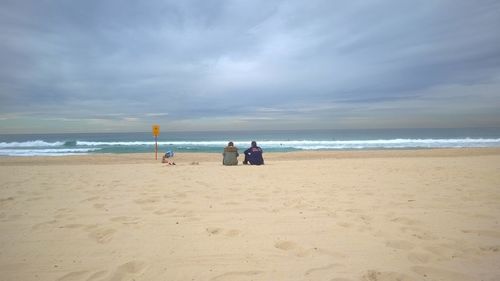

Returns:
1,137,499,156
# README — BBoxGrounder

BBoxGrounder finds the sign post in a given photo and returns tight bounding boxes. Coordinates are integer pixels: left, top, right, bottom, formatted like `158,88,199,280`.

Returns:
152,125,160,160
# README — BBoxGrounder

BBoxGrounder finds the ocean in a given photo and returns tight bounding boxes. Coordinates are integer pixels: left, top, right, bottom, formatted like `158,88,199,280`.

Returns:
1,128,500,156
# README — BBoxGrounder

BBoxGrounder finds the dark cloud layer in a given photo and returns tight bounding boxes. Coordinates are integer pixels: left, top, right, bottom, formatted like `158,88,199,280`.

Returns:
1,0,500,133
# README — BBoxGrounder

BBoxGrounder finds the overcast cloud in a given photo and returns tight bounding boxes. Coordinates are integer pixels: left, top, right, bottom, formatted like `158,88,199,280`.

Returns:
1,0,500,133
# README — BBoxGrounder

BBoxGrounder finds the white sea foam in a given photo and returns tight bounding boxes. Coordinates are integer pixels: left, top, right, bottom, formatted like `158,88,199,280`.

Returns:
76,141,152,146
161,138,500,149
76,141,229,146
0,148,101,156
0,140,65,148
256,138,500,149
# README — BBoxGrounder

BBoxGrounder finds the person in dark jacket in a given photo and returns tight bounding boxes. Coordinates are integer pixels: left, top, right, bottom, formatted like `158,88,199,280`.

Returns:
222,141,239,165
243,141,264,165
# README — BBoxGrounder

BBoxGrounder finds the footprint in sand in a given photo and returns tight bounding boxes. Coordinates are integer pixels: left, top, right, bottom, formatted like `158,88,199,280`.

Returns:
86,270,107,281
154,208,177,215
56,270,89,281
32,220,58,231
26,196,43,202
81,196,100,202
110,216,140,225
385,240,415,250
274,240,343,258
400,226,438,241
412,266,471,281
304,263,341,276
66,262,142,281
358,215,373,224
462,229,500,239
134,197,162,205
225,229,241,237
59,224,85,229
479,245,500,253
195,181,210,188
407,251,433,264
93,203,106,210
391,217,420,226
362,270,416,281
88,228,116,244
54,208,73,219
206,227,223,235
105,261,146,281
174,192,188,198
0,197,15,206
209,270,263,281
471,213,496,219
274,240,297,251
422,244,460,260
205,226,241,237
337,222,353,228
344,208,363,214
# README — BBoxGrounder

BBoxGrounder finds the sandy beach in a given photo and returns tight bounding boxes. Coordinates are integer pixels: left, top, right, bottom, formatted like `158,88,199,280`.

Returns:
1,148,499,281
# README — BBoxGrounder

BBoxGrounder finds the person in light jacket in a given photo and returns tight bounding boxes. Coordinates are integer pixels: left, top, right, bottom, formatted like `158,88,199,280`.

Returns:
222,141,239,165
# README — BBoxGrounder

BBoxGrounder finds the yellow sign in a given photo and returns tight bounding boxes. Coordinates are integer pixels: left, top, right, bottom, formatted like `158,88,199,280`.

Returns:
152,125,160,137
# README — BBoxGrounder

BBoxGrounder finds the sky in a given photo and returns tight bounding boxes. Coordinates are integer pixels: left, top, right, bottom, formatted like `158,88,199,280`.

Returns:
1,0,500,133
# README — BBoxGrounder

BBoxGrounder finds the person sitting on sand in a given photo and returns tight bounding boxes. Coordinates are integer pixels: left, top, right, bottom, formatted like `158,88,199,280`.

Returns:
243,141,264,165
222,141,239,166
162,150,175,165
